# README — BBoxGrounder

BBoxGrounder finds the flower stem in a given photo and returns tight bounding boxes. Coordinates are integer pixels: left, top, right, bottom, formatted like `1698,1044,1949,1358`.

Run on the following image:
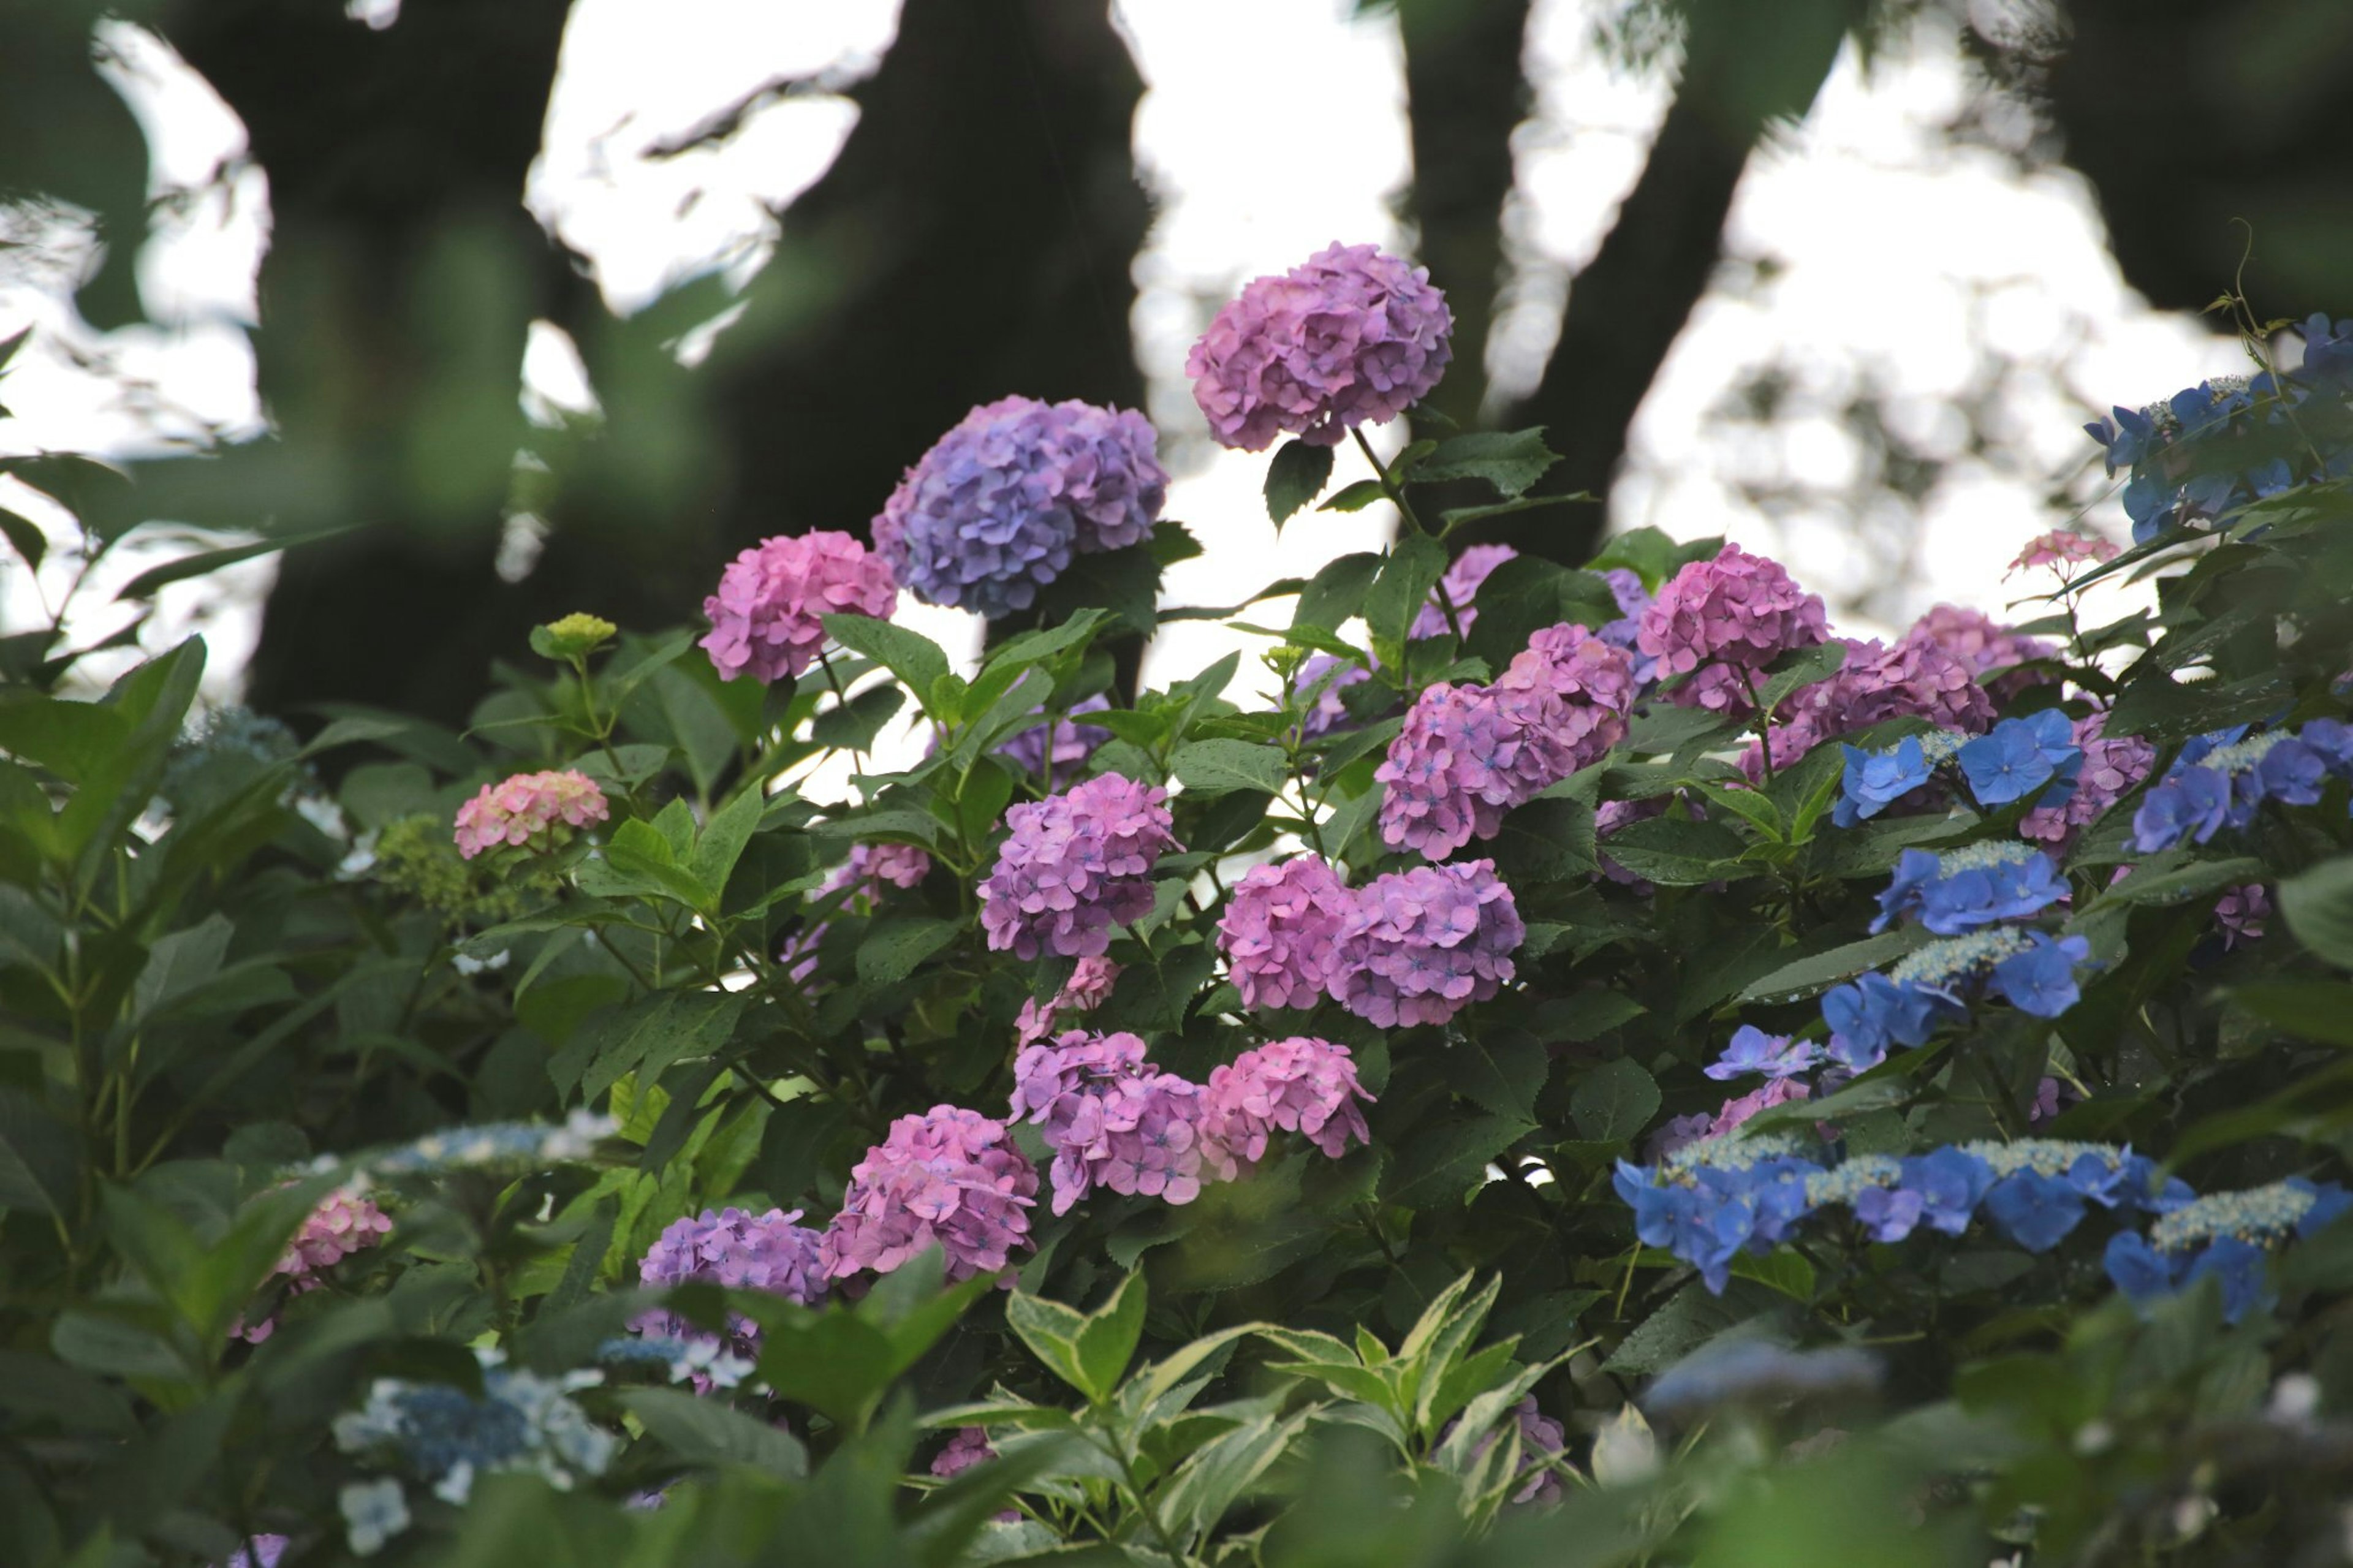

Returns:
1351,426,1464,643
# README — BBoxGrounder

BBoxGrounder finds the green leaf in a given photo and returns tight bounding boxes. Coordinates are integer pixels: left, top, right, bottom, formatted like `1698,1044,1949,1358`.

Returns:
822,614,952,710
1364,532,1450,650
1160,1411,1307,1542
1588,526,1718,591
1569,1058,1659,1143
567,990,748,1102
1265,439,1335,527
1169,738,1289,797
857,917,960,987
131,914,234,1024
1074,1271,1149,1399
688,785,771,895
1596,816,1746,885
2226,980,2353,1047
0,502,45,570
2281,854,2353,969
1602,1282,1748,1376
1735,929,1930,1004
1294,551,1384,632
1004,1290,1096,1399
1415,428,1559,498
984,607,1110,674
0,1087,81,1220
1318,479,1389,513
1752,640,1848,719
113,525,352,600
1389,1114,1535,1209
620,1387,808,1475
1455,1032,1548,1121
809,682,905,752
2076,854,2267,919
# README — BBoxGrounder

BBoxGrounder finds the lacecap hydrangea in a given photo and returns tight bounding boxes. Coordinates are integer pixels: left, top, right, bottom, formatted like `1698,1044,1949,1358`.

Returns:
873,395,1166,619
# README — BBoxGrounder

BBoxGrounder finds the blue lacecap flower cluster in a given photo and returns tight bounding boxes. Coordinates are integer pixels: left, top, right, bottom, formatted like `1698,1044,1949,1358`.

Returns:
2106,1178,2353,1324
2131,719,2353,853
2084,315,2353,543
1836,710,2082,828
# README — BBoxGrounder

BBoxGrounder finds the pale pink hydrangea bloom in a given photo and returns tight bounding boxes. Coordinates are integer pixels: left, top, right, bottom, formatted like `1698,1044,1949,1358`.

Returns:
1903,604,2058,705
2216,884,2270,948
238,1189,394,1343
824,1107,1038,1284
2018,710,2154,849
980,775,1180,960
1635,544,1829,717
2009,529,2120,575
1331,860,1524,1028
1216,855,1352,1011
1707,1076,1809,1138
1186,242,1453,452
1199,1037,1373,1181
700,529,896,683
452,769,609,859
1014,954,1121,1047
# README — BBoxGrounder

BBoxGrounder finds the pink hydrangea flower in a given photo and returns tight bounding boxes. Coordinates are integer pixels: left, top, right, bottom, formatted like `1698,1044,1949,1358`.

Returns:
1497,621,1638,715
2009,529,2120,575
931,1428,1021,1521
1741,635,1993,779
700,529,897,684
980,774,1180,960
1904,604,2056,705
1331,860,1524,1028
452,769,609,859
2018,710,2154,849
1217,855,1352,1011
781,841,935,982
634,1206,830,1358
238,1188,394,1343
1014,954,1121,1047
1707,1075,1809,1138
1186,242,1453,451
1411,543,1518,640
2216,883,2270,948
1009,1028,1150,1131
1199,1037,1373,1181
824,1107,1039,1284
1635,544,1829,717
1008,1029,1207,1213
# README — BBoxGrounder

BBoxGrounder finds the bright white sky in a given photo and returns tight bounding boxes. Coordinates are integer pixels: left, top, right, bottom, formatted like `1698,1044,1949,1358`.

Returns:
0,0,2234,725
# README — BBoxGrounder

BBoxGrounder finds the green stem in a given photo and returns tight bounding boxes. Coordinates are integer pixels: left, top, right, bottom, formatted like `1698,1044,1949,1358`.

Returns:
1351,426,1464,643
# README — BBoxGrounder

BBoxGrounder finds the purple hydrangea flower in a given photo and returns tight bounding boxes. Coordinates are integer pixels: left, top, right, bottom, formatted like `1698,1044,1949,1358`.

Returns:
1008,1029,1210,1213
932,1427,999,1480
701,530,898,684
1957,709,2082,806
1822,972,1957,1070
225,1537,289,1568
1904,604,2057,705
1186,242,1453,452
2020,711,2154,849
1498,621,1639,717
980,774,1180,960
1330,859,1524,1028
873,396,1167,618
1635,544,1829,718
1597,567,1658,683
634,1207,831,1359
1441,1396,1568,1506
1749,635,1995,778
1411,543,1518,640
2131,765,2232,852
1217,855,1352,1011
1009,1027,1150,1131
1199,1036,1374,1180
824,1106,1039,1284
1292,651,1376,740
997,694,1113,781
781,841,935,982
2215,883,2270,949
1704,1025,1824,1082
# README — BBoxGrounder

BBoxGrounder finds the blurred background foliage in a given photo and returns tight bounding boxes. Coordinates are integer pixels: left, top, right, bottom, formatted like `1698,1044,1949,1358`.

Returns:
4,0,2352,720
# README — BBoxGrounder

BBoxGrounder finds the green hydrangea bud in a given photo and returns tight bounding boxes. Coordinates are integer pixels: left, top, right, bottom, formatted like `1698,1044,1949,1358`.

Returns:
534,613,617,661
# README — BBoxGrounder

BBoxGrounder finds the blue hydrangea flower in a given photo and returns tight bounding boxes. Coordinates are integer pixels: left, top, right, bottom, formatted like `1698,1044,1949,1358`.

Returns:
1822,972,1957,1070
1957,710,2080,808
1873,843,2067,936
2298,312,2353,391
1899,1147,1993,1237
2131,766,2232,852
1616,1134,1827,1293
1834,737,1933,827
1980,1170,2090,1252
1988,931,2093,1018
1705,1025,1824,1082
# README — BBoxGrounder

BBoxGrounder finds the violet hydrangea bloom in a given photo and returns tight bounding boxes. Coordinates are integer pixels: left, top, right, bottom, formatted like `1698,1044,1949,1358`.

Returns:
1217,854,1352,1010
1376,684,1537,858
1441,1396,1568,1506
225,1537,289,1568
824,1107,1039,1284
1705,1026,1824,1082
980,774,1180,959
1009,1030,1206,1213
782,841,934,983
1014,953,1121,1047
700,529,896,683
1410,543,1517,640
1009,1028,1149,1132
1331,859,1524,1028
1635,544,1830,718
1748,635,1995,779
1186,241,1453,452
1199,1036,1374,1180
997,694,1113,780
633,1206,830,1359
1597,567,1658,682
873,396,1167,619
2215,883,2270,949
453,769,609,860
1904,604,2057,705
1292,651,1375,740
932,1427,999,1480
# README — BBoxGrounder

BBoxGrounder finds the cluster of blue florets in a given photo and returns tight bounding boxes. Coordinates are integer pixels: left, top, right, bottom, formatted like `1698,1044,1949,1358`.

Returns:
2131,718,2353,853
2084,314,2353,543
1835,709,2082,827
2106,1178,2353,1323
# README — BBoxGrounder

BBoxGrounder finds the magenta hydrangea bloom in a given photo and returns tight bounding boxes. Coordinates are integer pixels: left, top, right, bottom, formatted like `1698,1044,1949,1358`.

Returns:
980,774,1180,960
1332,859,1524,1028
2018,710,2155,849
1743,635,1993,779
1217,855,1352,1010
1199,1037,1373,1181
1904,604,2057,705
1376,684,1536,858
824,1107,1039,1284
452,769,609,860
932,1427,999,1480
998,693,1113,781
872,396,1166,619
1635,544,1829,716
1186,242,1453,452
1411,543,1518,640
2216,883,2270,948
700,529,896,684
1009,1028,1150,1131
1499,621,1638,715
1014,953,1121,1047
857,840,934,890
633,1206,831,1355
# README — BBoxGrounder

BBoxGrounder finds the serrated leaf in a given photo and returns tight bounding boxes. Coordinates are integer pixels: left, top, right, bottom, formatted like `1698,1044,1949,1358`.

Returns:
1415,428,1559,498
620,1387,807,1475
1265,439,1335,527
1365,533,1449,649
1169,738,1289,797
1294,551,1385,632
1569,1058,1659,1143
857,917,960,987
822,614,952,710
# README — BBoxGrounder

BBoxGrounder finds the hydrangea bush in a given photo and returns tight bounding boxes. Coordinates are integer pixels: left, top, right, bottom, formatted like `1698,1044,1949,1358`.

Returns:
4,259,2353,1566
